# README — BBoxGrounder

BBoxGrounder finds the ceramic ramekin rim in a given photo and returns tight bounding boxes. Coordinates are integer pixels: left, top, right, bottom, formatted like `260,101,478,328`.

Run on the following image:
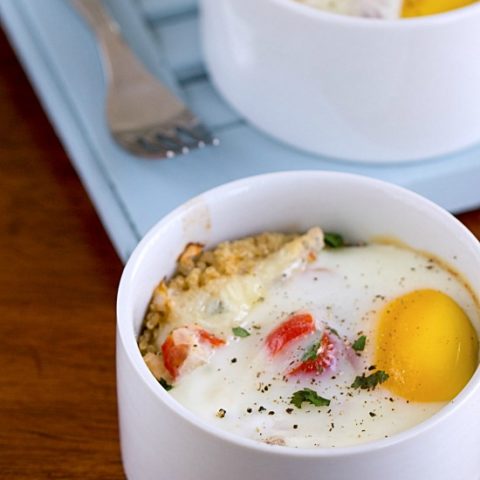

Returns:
117,170,480,459
268,0,480,28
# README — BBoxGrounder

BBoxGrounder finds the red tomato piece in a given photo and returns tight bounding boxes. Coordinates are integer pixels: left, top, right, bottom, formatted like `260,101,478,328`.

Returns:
161,335,190,378
288,331,336,377
265,313,316,356
161,326,225,379
198,329,226,347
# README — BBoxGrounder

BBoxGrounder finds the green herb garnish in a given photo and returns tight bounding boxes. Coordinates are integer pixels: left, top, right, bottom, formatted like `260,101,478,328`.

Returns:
351,371,389,390
324,232,344,248
232,326,250,338
352,335,367,352
159,378,173,391
290,388,331,409
328,327,340,338
301,341,320,361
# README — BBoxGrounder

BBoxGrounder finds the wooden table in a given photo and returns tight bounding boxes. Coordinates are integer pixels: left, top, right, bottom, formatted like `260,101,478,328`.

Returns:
0,29,124,479
0,27,479,480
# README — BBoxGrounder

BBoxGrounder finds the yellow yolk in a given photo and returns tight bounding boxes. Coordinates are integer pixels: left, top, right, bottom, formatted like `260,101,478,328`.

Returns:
402,0,478,17
376,289,478,402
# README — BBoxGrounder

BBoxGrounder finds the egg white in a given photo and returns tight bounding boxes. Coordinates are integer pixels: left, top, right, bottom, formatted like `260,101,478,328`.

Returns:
170,244,480,448
295,0,403,18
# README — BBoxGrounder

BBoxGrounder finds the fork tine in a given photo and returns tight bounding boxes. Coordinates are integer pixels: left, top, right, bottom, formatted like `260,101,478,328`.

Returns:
173,110,218,146
113,121,217,159
176,124,218,148
113,130,169,158
137,137,173,157
154,133,190,155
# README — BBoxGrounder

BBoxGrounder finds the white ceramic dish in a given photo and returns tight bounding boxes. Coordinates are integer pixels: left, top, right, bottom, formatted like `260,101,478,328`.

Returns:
117,171,480,480
200,0,480,163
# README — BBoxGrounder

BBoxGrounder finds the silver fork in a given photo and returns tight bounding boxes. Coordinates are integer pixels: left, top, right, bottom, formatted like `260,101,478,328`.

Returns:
74,0,217,159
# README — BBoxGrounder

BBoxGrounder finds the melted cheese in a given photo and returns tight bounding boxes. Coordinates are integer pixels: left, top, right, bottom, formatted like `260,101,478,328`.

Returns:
155,228,324,346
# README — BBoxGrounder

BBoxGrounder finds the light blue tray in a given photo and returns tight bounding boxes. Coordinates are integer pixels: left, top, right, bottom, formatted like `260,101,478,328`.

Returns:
2,0,480,262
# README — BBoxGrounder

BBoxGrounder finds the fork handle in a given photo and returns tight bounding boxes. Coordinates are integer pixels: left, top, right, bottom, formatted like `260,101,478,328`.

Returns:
74,0,153,87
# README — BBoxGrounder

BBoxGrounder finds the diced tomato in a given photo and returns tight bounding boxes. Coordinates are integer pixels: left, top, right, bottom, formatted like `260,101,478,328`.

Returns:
198,329,226,347
162,335,190,378
288,331,336,377
265,313,316,356
161,326,225,379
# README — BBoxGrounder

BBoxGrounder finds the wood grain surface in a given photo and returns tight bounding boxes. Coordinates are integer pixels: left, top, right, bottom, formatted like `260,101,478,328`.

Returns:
0,26,479,480
0,29,124,479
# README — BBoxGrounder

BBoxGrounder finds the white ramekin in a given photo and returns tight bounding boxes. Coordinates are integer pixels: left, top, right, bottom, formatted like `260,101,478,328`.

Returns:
117,171,480,480
200,0,480,163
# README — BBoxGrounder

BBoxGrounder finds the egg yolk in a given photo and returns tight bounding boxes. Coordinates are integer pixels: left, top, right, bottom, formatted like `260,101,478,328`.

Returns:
376,289,478,402
402,0,478,17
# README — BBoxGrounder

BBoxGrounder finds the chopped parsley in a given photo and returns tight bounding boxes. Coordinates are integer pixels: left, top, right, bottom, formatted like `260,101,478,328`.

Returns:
328,327,340,338
301,341,320,361
290,388,331,409
351,371,389,390
324,232,344,248
352,335,367,352
159,378,173,391
232,326,250,338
